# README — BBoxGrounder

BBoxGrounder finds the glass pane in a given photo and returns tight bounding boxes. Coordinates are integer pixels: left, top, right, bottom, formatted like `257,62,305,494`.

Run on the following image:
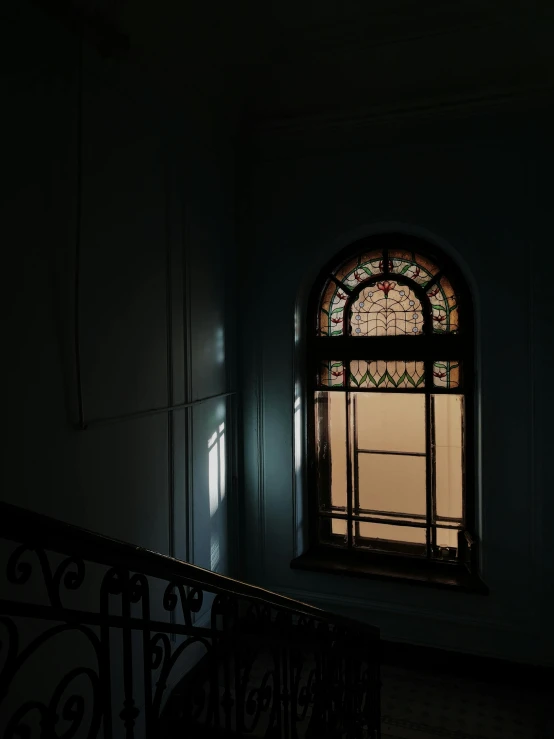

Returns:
331,518,347,536
433,394,463,520
318,249,461,336
318,517,348,545
436,527,459,551
334,249,383,286
428,275,459,333
354,392,425,454
358,522,426,545
319,281,346,336
357,452,426,516
315,391,348,512
319,250,385,336
329,393,348,510
433,361,461,389
389,249,440,288
319,360,345,387
350,282,424,336
350,359,424,389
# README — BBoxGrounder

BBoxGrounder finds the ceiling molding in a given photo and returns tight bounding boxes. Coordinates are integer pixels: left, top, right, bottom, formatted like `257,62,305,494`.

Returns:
260,2,552,62
266,17,500,62
249,81,554,137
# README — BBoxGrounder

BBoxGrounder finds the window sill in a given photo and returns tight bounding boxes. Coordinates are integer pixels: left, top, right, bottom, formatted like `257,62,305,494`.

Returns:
290,546,488,594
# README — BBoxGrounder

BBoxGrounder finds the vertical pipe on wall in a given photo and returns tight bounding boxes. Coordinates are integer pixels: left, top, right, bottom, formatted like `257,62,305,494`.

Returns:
165,145,175,563
74,29,86,431
182,196,193,568
164,142,177,639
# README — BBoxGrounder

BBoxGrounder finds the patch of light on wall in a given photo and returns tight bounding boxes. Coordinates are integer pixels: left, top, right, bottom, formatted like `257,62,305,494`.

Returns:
208,422,226,571
208,431,219,517
215,327,225,364
218,423,226,502
210,538,220,572
294,393,302,473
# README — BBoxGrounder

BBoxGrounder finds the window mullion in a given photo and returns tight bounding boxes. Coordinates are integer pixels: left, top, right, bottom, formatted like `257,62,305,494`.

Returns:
430,394,438,556
346,369,354,549
425,360,435,559
352,391,360,546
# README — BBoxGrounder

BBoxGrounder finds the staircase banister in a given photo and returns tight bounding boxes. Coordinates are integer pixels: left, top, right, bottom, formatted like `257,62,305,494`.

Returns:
0,501,379,638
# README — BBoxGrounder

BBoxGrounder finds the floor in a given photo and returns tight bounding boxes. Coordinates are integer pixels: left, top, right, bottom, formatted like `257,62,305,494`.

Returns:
170,646,552,738
380,663,551,739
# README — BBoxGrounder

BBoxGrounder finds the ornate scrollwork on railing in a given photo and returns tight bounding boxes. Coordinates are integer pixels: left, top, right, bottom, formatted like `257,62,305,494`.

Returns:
162,581,203,627
0,621,103,739
7,545,88,612
0,502,380,739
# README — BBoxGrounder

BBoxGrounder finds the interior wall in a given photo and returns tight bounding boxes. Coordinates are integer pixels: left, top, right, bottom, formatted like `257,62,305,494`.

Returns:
1,4,241,732
2,0,238,574
239,106,554,666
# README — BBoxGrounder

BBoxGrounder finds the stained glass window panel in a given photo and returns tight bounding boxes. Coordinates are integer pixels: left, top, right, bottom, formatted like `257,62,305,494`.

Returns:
319,360,345,387
389,249,440,288
357,453,427,516
433,394,464,521
350,282,424,336
350,359,424,389
428,275,459,333
317,249,462,337
355,393,426,454
433,361,461,389
334,249,383,286
318,280,346,336
312,239,471,565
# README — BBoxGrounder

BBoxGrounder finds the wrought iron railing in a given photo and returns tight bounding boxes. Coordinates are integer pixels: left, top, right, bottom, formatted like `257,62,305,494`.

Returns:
0,502,380,738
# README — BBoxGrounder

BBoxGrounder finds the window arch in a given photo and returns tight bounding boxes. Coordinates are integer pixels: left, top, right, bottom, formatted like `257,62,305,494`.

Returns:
306,234,477,578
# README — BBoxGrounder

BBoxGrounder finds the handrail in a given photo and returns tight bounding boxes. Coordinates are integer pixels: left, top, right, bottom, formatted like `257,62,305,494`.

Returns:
0,501,378,638
1,500,381,738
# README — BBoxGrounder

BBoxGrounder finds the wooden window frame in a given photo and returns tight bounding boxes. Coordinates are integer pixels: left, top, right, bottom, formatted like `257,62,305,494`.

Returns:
291,234,486,593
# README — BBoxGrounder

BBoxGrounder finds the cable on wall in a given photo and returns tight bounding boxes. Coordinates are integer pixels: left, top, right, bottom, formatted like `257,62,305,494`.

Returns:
78,392,237,431
164,145,175,567
70,40,236,435
74,30,86,431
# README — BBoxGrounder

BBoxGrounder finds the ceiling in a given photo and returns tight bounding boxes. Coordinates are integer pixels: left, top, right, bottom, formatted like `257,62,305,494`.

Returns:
66,0,554,123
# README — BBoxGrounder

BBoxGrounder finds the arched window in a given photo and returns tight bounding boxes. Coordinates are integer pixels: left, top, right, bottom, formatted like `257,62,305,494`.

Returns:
304,234,478,582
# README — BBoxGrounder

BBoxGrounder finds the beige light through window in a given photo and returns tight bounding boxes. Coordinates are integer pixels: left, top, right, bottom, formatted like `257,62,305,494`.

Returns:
316,389,464,555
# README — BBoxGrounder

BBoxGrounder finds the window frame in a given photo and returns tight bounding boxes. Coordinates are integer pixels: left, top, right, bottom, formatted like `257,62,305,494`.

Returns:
299,233,482,589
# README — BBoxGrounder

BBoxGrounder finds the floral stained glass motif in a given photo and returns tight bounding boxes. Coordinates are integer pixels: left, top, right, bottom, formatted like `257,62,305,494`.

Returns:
319,283,349,336
320,360,345,387
350,282,424,336
318,249,393,336
350,360,425,389
334,249,383,287
427,276,458,333
389,249,440,288
318,248,460,336
433,361,461,389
